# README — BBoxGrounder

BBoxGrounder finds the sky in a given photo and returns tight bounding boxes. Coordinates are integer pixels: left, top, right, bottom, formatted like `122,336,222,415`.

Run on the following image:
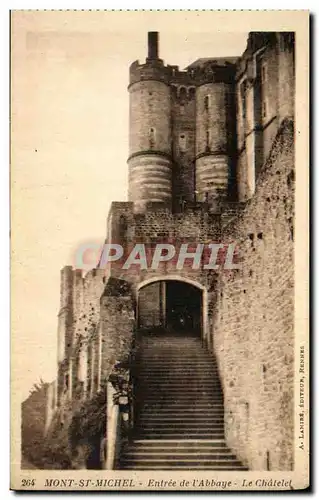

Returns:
11,11,248,401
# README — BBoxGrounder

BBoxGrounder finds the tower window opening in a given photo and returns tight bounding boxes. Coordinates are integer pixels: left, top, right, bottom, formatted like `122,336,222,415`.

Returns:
206,130,211,151
179,133,187,152
189,87,196,98
119,215,127,241
260,60,268,120
240,81,247,131
261,61,267,84
266,450,270,471
204,95,210,111
179,86,187,104
149,127,156,148
262,100,267,118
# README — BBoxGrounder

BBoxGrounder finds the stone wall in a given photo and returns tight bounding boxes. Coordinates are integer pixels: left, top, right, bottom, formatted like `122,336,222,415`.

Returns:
100,278,135,380
138,282,162,328
236,32,294,204
107,202,221,289
56,268,106,404
212,119,294,470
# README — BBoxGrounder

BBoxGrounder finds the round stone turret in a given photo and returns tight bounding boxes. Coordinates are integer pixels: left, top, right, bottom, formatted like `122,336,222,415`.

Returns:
195,62,237,204
128,32,173,212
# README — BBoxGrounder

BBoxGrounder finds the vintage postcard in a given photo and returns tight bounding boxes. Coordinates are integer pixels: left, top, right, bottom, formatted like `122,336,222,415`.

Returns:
11,10,309,491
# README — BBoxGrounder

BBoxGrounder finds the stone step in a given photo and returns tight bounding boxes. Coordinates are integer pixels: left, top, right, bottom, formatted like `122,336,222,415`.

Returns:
125,332,245,471
137,419,224,425
121,464,247,470
136,428,224,435
138,422,224,428
139,406,223,410
124,448,232,454
136,382,221,391
138,414,224,420
136,433,225,439
138,392,222,397
138,416,224,422
137,370,219,374
138,411,223,417
130,439,227,446
139,390,222,394
140,355,216,358
138,366,218,370
139,406,224,411
123,453,236,460
141,392,222,397
140,398,223,403
121,457,242,465
139,362,217,365
138,387,222,392
138,359,217,363
138,375,218,378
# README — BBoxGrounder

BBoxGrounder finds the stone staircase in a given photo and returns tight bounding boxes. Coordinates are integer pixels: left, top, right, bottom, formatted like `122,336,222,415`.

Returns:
120,331,247,470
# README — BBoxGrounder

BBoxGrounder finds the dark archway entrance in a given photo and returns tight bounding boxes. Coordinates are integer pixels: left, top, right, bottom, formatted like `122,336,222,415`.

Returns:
137,279,202,336
166,280,201,333
122,278,233,469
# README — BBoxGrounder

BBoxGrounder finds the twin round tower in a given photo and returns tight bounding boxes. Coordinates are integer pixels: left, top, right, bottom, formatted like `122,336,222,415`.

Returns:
127,32,237,213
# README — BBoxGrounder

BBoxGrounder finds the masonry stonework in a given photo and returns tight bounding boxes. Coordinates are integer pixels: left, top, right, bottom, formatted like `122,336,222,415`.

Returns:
45,31,295,471
213,120,294,470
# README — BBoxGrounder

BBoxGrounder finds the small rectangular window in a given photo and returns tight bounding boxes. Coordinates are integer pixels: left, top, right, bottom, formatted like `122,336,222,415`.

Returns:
179,133,187,152
262,100,267,118
64,373,69,390
206,130,211,151
240,81,246,125
149,127,156,147
261,62,267,84
204,95,210,111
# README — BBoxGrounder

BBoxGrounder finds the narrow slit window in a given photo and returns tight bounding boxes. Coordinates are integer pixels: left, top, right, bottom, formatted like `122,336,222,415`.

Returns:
149,127,156,147
261,61,268,120
261,62,267,84
262,100,267,118
206,130,211,151
204,95,210,111
179,133,187,152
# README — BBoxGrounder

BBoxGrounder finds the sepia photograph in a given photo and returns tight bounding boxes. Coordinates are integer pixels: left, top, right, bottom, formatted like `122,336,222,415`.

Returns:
11,10,309,491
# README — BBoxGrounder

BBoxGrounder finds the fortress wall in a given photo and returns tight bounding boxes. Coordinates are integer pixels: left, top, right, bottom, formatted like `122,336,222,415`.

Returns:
107,204,221,288
212,120,294,470
56,268,105,402
138,282,161,328
100,282,135,381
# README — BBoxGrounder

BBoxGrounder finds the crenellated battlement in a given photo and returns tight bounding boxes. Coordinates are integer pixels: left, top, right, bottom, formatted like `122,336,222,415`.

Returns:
129,57,237,89
129,59,172,88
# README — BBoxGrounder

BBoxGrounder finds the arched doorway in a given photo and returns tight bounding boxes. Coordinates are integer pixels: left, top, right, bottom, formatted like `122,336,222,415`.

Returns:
136,276,207,341
120,277,232,469
166,280,201,333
